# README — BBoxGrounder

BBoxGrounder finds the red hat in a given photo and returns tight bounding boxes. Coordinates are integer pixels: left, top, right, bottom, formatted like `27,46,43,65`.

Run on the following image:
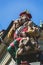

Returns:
19,10,32,18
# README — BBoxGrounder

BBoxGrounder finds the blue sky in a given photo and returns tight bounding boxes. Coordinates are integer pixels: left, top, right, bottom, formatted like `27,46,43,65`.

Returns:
0,0,43,30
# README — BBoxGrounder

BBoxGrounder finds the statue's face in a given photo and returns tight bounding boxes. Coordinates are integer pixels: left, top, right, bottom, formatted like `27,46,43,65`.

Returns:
20,14,30,20
16,22,19,29
13,20,20,29
21,15,27,19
